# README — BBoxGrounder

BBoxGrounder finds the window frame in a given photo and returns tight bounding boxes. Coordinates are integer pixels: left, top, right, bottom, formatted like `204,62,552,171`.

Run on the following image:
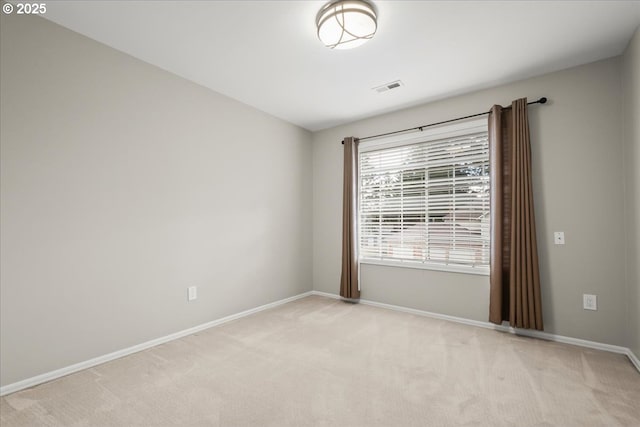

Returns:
357,118,490,276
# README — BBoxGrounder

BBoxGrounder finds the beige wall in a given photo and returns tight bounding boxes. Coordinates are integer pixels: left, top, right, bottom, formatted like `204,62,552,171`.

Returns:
313,58,628,346
0,14,312,387
622,26,640,358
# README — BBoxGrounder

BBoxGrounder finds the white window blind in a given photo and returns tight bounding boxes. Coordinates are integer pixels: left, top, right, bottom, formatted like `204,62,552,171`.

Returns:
359,123,490,273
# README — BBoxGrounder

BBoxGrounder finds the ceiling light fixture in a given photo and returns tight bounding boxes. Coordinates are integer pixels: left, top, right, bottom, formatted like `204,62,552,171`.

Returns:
316,0,377,50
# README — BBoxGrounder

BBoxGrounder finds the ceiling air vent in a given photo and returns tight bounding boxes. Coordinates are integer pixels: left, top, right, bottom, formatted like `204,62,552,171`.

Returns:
373,80,403,93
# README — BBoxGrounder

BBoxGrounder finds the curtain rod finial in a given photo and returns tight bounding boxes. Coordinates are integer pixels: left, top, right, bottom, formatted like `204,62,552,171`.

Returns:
539,97,547,104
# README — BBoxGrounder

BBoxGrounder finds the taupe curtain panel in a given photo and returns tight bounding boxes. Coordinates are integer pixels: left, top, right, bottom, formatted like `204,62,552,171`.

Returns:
340,137,360,299
488,98,543,330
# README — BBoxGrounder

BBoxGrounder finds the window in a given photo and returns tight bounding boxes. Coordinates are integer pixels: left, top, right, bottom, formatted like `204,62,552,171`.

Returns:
358,119,489,275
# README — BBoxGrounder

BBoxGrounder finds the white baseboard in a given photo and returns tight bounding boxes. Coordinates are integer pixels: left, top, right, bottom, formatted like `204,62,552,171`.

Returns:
0,291,314,397
311,291,343,300
311,291,639,371
627,348,640,371
3,289,636,397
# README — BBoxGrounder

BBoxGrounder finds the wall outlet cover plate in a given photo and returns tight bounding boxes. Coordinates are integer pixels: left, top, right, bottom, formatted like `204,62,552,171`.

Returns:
583,294,597,310
554,232,565,245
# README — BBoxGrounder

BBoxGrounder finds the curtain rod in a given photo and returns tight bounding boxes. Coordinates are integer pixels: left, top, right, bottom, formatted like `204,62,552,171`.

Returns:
341,97,547,144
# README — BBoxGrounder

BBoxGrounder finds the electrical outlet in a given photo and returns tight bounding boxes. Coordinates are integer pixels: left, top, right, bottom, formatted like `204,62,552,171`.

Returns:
188,286,197,302
583,294,597,311
554,232,565,245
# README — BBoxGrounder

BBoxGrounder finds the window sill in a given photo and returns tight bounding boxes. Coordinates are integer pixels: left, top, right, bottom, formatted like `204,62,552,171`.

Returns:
359,258,489,276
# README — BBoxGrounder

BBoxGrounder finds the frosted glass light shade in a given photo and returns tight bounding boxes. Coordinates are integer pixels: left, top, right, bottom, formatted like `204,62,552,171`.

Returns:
316,0,377,50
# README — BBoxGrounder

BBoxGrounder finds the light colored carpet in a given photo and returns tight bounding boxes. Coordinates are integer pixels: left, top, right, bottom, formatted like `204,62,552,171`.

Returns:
1,295,639,426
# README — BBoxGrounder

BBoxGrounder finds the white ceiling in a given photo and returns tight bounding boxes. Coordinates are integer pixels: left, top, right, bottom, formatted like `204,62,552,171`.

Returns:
42,1,640,131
